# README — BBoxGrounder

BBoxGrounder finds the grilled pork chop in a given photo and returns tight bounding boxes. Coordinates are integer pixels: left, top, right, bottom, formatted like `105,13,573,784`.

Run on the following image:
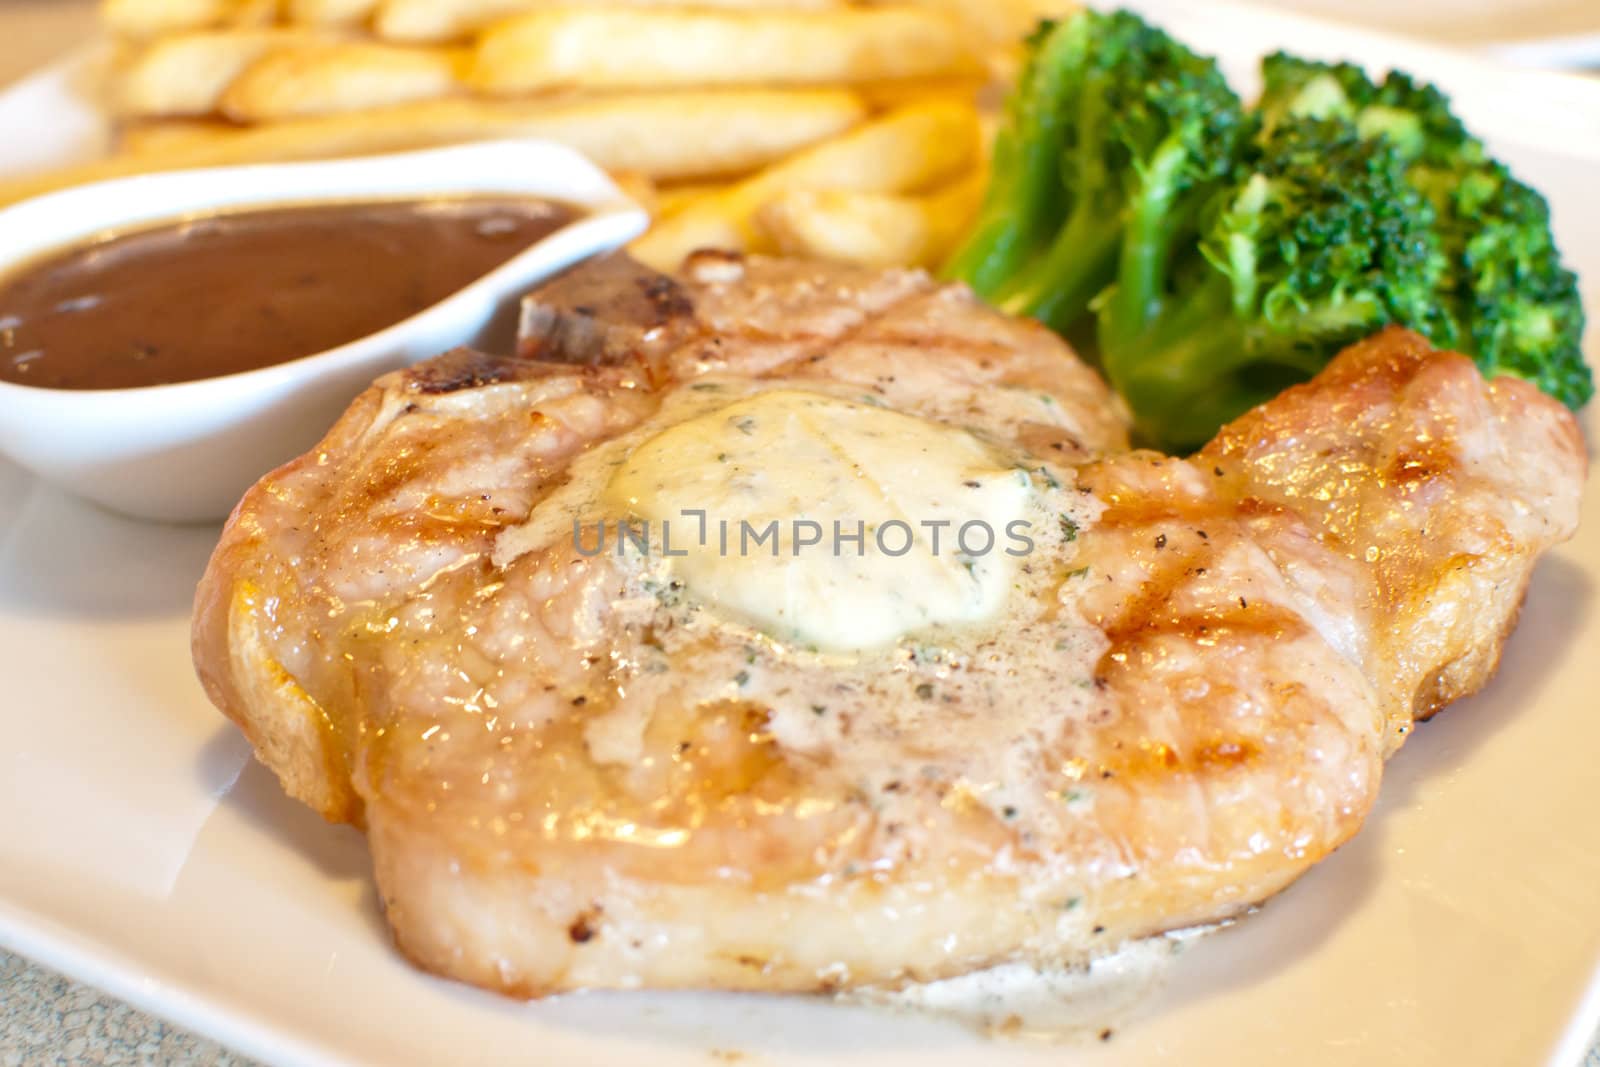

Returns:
193,253,1584,997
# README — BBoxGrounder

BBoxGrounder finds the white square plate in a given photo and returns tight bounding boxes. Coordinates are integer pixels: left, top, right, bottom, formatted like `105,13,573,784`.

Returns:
2,3,1598,1064
1251,0,1600,66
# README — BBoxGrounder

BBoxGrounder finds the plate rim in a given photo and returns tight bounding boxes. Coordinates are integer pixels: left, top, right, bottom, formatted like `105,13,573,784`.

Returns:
2,9,1600,1067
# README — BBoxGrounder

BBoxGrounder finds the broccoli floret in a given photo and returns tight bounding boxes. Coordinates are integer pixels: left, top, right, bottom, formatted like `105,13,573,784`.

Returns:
1257,53,1591,408
949,23,1590,450
1258,52,1376,127
1445,164,1590,407
943,10,1246,336
1097,118,1447,449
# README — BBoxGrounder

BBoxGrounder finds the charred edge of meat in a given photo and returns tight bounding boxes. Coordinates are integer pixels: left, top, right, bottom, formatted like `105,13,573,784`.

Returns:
517,252,697,368
406,346,538,395
636,271,695,321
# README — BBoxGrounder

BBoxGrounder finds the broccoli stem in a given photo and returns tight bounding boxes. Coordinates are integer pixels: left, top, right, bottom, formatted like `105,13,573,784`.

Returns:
941,20,1087,296
943,148,1063,299
992,77,1121,330
1101,273,1289,449
1105,277,1234,408
995,209,1122,332
1105,274,1378,449
1097,139,1201,342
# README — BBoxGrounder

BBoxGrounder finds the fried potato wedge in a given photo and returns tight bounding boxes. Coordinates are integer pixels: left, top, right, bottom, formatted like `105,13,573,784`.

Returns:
756,173,984,269
471,7,978,94
0,89,866,208
630,99,979,269
220,42,465,122
114,28,321,117
375,0,839,43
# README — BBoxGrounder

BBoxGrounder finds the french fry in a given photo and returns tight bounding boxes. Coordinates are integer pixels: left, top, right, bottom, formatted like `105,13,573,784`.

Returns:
220,42,466,122
375,0,531,42
453,89,867,182
0,89,867,208
471,8,979,95
855,75,987,112
862,0,1056,49
630,99,980,270
114,29,322,118
653,180,735,220
607,171,659,216
118,118,241,155
285,0,382,27
756,172,985,269
375,0,843,44
100,0,276,37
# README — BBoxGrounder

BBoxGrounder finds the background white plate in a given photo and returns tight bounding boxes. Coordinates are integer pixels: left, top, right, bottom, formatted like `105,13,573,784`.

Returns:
1255,0,1600,67
1,3,1599,1064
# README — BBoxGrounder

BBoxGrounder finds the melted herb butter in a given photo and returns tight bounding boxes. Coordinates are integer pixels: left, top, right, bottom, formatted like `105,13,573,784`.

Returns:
605,389,1032,651
493,377,1106,836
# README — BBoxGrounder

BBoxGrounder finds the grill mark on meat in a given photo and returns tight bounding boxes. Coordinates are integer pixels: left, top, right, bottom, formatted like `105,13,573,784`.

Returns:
1101,601,1305,651
757,286,934,378
1091,500,1218,529
1386,438,1458,489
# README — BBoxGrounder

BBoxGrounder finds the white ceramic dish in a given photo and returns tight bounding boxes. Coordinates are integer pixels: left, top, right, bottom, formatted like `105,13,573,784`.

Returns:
0,4,1598,1066
1250,0,1600,67
0,141,646,522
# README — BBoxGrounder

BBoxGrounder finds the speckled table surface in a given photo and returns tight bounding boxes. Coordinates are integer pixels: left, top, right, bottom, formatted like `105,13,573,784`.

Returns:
0,950,250,1067
1,2,1599,1065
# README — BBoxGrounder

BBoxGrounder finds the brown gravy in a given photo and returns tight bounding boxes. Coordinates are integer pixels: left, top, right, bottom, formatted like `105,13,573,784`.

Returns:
0,197,576,390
